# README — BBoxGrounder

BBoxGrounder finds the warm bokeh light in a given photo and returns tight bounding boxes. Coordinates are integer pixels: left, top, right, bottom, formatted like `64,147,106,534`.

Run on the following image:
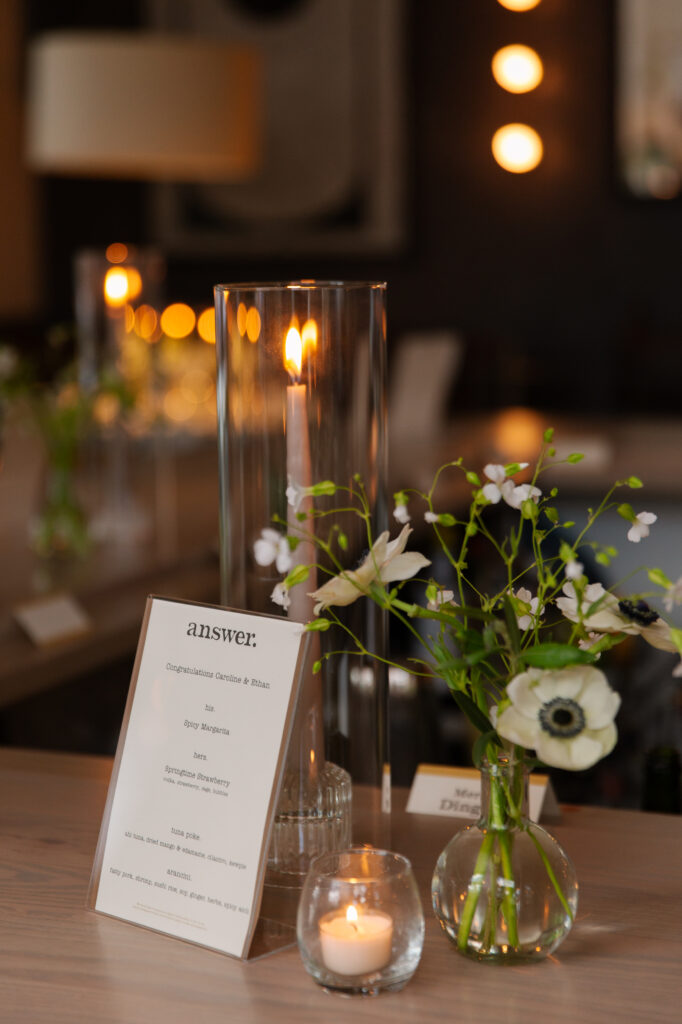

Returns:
125,267,142,301
346,905,359,925
492,45,543,93
197,307,216,343
160,302,196,339
163,387,195,423
491,123,543,173
493,407,546,462
301,318,318,353
106,242,128,264
246,306,261,343
237,302,248,337
497,0,542,11
93,392,121,426
135,304,159,341
284,326,303,380
103,266,129,307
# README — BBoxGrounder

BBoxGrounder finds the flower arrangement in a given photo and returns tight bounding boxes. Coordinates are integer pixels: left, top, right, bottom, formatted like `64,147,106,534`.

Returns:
260,429,682,959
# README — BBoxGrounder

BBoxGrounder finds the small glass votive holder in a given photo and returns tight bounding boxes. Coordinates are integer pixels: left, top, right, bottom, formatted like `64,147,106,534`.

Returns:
296,848,424,996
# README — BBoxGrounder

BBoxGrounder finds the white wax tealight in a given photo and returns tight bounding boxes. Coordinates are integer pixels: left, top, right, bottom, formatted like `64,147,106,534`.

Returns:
319,905,393,976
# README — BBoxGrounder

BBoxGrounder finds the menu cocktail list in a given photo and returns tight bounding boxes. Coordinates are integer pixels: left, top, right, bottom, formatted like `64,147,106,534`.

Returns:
88,596,306,958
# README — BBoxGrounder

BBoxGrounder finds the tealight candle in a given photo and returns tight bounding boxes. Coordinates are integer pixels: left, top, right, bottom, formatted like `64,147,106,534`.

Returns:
319,905,393,976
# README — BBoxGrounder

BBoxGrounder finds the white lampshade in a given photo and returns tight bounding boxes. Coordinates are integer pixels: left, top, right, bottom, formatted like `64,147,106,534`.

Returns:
26,32,261,182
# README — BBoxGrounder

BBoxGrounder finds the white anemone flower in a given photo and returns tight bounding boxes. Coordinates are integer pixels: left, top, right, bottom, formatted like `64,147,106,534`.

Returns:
627,511,657,543
495,665,621,770
512,587,543,631
253,528,293,574
270,582,291,610
427,588,456,611
556,580,677,652
308,525,431,615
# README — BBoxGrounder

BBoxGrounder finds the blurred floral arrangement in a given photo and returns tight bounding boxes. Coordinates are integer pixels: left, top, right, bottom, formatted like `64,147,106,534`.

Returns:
0,332,133,557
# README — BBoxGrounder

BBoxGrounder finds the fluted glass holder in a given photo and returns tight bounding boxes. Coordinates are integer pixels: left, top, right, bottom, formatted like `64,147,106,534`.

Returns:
297,849,424,995
214,282,388,885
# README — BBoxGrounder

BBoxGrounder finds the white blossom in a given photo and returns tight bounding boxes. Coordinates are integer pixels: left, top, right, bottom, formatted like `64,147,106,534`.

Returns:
286,476,308,512
495,665,621,770
512,587,543,631
253,528,293,574
557,580,676,652
270,582,291,609
308,524,430,615
427,589,456,611
565,558,584,581
627,511,657,543
480,463,540,509
424,511,439,524
393,501,411,524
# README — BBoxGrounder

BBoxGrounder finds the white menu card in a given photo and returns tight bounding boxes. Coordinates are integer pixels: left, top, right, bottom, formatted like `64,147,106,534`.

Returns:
88,596,306,959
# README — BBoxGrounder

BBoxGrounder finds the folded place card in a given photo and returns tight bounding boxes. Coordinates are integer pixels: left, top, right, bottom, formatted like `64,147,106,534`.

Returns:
406,763,561,823
88,595,307,960
13,591,91,647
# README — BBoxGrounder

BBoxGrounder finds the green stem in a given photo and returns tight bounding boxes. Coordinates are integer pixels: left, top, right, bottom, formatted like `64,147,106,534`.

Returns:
457,830,495,952
525,826,575,921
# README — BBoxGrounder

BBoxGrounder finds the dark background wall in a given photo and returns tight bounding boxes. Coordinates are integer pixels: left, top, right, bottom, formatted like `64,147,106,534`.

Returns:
21,0,682,414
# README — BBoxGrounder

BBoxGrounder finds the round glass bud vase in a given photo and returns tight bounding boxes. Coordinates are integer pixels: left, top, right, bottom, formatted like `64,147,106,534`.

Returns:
297,848,424,995
431,756,578,963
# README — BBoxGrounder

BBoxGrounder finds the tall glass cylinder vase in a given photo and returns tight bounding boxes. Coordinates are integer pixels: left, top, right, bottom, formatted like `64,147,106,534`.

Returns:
214,282,388,886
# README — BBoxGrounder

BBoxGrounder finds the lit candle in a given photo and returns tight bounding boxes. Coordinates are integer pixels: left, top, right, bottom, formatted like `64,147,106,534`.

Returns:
284,323,316,621
319,905,394,976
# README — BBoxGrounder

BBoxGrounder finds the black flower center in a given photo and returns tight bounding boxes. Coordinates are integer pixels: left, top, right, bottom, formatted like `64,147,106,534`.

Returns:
618,598,659,626
539,697,586,739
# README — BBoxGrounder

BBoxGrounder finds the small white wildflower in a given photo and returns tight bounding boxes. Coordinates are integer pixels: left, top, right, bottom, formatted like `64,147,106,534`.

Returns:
424,511,439,524
503,482,542,510
427,589,456,611
481,464,507,504
286,475,309,512
394,502,411,524
663,576,682,612
627,511,657,543
513,587,543,631
253,528,293,574
578,632,603,660
565,558,584,581
270,582,291,609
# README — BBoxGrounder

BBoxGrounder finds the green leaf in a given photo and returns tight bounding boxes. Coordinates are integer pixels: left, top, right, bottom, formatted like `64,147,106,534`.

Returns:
337,531,348,551
465,471,481,486
518,643,596,669
559,541,575,562
312,660,322,673
617,502,635,522
306,618,331,632
472,730,501,767
543,427,555,442
544,507,559,524
448,689,495,736
502,594,521,656
627,476,643,489
596,552,611,566
566,452,584,464
562,520,575,528
648,568,672,588
550,488,558,498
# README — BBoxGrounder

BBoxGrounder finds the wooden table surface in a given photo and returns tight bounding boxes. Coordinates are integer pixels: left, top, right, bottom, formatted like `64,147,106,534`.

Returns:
1,748,680,1024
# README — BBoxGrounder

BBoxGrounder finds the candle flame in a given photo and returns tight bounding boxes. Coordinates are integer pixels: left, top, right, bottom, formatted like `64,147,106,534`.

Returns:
301,318,317,351
346,905,359,925
284,325,303,381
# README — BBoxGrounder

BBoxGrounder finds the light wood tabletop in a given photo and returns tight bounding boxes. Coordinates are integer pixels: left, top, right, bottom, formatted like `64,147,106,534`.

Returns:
0,746,680,1024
